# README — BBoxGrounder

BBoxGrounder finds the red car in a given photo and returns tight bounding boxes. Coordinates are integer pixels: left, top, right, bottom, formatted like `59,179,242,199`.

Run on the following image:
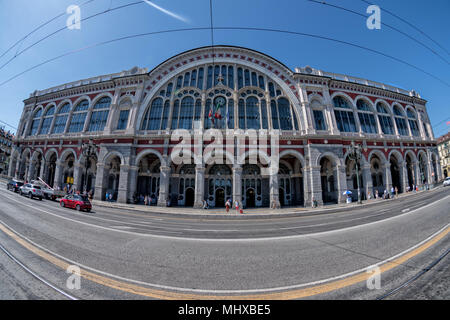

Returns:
60,194,92,212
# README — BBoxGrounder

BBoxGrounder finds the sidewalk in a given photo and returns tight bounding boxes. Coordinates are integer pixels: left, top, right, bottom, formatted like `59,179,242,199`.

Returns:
91,186,444,219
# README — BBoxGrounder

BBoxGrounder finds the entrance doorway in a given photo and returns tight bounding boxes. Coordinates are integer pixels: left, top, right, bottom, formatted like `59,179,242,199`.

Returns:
245,188,256,208
215,188,225,207
185,188,195,207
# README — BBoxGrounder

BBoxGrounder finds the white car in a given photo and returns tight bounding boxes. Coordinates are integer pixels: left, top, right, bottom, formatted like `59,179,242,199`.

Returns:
444,177,450,187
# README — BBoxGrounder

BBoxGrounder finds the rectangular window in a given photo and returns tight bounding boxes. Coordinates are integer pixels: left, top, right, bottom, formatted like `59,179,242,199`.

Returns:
116,110,130,130
313,110,327,131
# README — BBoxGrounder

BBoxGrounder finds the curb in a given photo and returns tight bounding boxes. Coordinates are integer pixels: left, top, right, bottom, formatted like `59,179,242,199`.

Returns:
91,186,444,220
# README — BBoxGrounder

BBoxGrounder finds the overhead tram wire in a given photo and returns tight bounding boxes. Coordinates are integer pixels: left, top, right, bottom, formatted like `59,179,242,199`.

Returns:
0,120,18,131
360,0,450,56
307,0,450,65
0,26,449,89
0,0,148,72
0,0,96,61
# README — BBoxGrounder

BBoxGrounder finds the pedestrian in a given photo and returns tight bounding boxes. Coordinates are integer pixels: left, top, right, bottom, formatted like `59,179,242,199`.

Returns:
235,200,239,213
106,191,109,201
144,195,148,206
375,189,379,199
390,186,395,198
395,186,398,198
225,199,230,213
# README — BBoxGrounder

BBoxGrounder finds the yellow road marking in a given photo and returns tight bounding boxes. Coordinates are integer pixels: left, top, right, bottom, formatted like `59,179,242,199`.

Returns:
0,222,447,300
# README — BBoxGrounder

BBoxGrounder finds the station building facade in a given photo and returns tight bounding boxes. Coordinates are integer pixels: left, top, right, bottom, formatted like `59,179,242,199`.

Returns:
9,46,443,208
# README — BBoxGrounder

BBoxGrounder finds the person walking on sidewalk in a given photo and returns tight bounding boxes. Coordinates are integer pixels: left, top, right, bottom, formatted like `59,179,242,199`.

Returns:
225,199,230,213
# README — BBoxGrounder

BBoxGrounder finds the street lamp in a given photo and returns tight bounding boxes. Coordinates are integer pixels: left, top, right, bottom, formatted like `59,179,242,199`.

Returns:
348,141,363,204
81,139,97,194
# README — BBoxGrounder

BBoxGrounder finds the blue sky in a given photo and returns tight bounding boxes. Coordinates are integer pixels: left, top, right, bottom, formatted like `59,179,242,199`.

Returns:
0,0,448,136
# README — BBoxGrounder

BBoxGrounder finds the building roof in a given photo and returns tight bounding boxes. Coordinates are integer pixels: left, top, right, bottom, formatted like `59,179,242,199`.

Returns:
437,132,450,144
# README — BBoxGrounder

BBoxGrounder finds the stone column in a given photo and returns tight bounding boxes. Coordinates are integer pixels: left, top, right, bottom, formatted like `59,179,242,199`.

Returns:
400,161,408,193
94,163,106,201
384,163,392,192
305,166,322,207
8,155,15,177
414,161,422,187
27,160,35,182
336,164,347,203
39,160,46,180
14,159,21,179
127,166,138,203
117,164,130,203
72,163,83,192
426,160,434,185
158,166,171,207
269,168,280,209
362,163,372,199
193,165,205,208
232,164,243,207
53,161,63,190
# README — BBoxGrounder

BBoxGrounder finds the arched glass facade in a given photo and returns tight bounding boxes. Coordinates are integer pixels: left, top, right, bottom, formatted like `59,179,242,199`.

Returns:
39,106,55,135
393,105,409,136
356,100,377,134
52,103,70,134
29,108,43,136
333,96,357,132
406,109,420,137
140,64,299,132
68,100,89,133
376,102,395,135
88,96,111,132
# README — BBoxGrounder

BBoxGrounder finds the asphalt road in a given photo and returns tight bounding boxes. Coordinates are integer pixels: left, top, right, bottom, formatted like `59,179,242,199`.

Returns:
0,181,448,300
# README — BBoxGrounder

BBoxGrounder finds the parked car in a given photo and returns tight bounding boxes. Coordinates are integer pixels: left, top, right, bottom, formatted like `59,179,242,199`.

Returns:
60,194,92,212
30,180,66,200
444,177,450,187
6,179,24,192
19,183,44,200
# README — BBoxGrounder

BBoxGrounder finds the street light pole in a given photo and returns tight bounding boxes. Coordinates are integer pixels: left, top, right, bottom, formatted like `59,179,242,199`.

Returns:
81,139,97,194
349,141,363,204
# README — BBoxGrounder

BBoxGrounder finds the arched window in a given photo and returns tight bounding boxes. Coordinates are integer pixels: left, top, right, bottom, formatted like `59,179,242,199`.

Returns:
393,105,408,136
52,103,70,134
270,100,279,129
29,108,43,136
406,109,420,137
142,98,164,130
39,106,55,135
179,96,194,129
68,100,89,133
260,100,268,129
227,99,235,129
246,96,260,129
376,102,394,135
356,99,377,134
88,96,111,132
277,98,293,130
333,96,357,132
